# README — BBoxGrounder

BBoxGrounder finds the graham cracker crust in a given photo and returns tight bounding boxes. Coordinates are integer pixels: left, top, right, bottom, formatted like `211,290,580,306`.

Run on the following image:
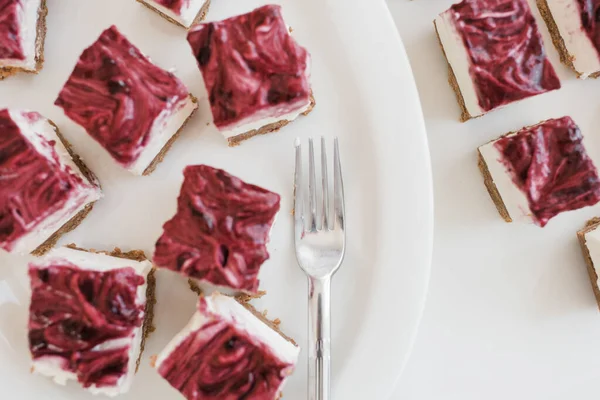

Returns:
64,244,158,371
241,301,297,346
576,218,600,312
227,93,316,147
477,150,512,223
31,204,96,257
187,279,266,302
31,123,101,256
0,0,48,80
536,0,600,79
136,0,211,28
433,19,473,122
187,281,296,345
142,94,199,176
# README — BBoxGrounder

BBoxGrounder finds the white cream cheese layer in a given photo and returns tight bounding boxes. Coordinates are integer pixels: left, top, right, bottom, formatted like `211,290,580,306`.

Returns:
0,0,41,70
127,96,197,175
219,100,312,140
31,247,152,397
5,111,102,254
435,10,484,118
545,0,600,78
142,0,207,28
155,293,299,376
479,136,535,223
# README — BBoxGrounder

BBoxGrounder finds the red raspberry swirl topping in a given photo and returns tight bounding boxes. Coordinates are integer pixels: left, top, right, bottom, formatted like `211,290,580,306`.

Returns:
0,110,90,252
576,0,600,57
28,262,145,388
187,5,311,130
153,0,189,15
0,0,25,60
153,165,280,293
157,299,293,400
494,117,600,227
449,0,560,112
55,25,190,167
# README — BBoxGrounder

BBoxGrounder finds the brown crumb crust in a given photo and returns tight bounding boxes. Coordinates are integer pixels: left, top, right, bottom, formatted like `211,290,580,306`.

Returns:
241,301,297,346
536,0,600,79
187,279,266,302
577,218,600,312
0,0,48,80
136,0,211,28
433,19,473,122
142,94,199,176
64,244,157,371
477,150,512,223
187,281,296,345
227,93,316,147
31,204,96,257
31,123,101,256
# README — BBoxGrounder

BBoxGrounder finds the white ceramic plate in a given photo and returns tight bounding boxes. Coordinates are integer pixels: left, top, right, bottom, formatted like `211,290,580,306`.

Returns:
0,0,433,399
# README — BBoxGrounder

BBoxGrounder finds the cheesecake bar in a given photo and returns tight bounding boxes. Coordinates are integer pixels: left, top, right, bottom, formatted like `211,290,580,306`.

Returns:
55,25,198,176
537,0,600,78
153,165,280,294
577,218,600,311
28,245,156,397
0,0,48,79
153,293,298,400
136,0,211,28
478,116,600,227
0,109,102,255
187,5,314,146
434,0,561,121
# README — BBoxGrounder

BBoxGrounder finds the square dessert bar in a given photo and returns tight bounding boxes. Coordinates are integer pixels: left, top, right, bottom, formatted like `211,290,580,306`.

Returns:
136,0,211,28
0,109,101,255
28,245,156,396
153,165,280,294
434,0,561,121
154,293,299,400
0,0,48,79
55,25,198,176
577,218,600,311
537,0,600,78
478,116,600,227
187,4,314,146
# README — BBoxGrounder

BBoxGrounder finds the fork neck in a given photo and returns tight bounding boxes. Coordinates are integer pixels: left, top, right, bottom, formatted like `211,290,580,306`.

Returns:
309,276,332,333
308,276,332,400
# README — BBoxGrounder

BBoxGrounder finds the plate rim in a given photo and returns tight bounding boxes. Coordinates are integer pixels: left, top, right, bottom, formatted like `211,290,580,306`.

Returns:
333,0,434,398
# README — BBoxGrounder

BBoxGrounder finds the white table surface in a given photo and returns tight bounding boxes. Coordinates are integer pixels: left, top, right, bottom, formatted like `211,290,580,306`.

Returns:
387,1,600,399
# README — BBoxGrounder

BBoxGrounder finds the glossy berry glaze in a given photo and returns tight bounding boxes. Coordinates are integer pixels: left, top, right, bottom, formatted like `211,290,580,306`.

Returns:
55,26,190,168
0,110,93,252
28,262,145,388
153,165,280,293
153,0,189,14
187,5,311,130
449,0,560,112
157,298,293,400
0,0,25,60
576,0,600,55
494,117,600,227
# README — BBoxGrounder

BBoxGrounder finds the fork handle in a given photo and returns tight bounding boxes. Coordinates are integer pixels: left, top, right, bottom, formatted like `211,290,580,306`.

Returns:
308,276,331,400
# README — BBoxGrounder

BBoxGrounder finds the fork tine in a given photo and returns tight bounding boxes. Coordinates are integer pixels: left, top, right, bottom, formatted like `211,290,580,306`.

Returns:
333,137,345,229
321,137,330,230
294,138,304,237
308,138,317,231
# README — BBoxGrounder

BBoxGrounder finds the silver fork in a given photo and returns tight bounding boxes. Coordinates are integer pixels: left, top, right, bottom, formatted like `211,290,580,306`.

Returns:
294,137,346,400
